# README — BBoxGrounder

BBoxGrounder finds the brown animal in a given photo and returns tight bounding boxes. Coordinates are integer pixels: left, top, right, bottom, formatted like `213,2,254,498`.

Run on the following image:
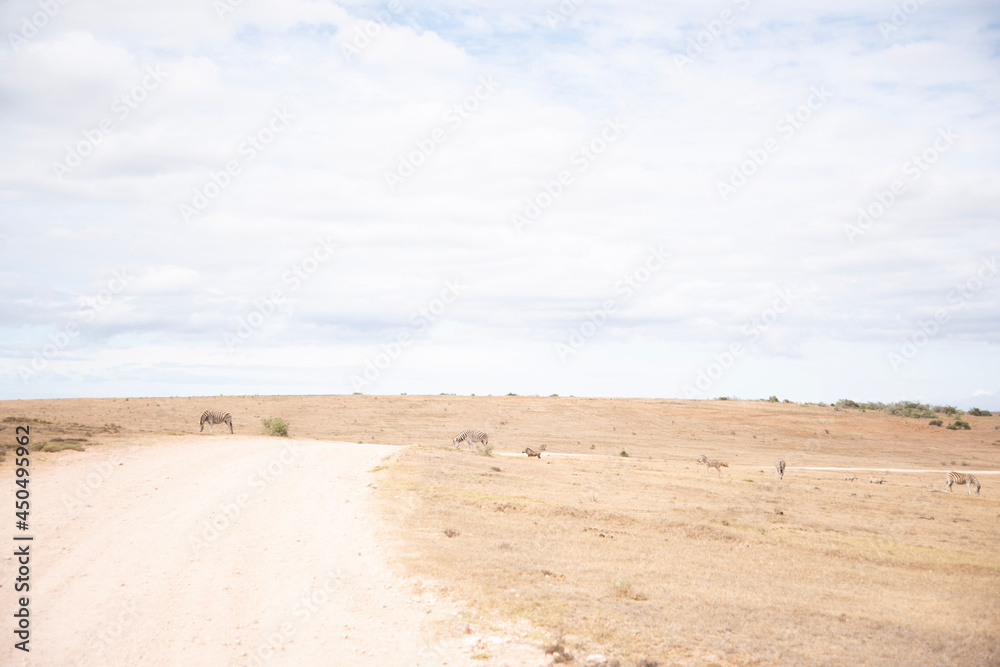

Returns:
524,447,541,458
698,455,728,476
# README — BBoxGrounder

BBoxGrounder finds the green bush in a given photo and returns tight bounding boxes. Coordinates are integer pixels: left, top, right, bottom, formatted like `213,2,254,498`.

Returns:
480,443,494,457
946,420,971,431
929,419,943,427
934,405,958,415
885,402,936,419
619,450,629,457
262,417,289,437
968,407,992,417
767,396,779,403
836,399,935,418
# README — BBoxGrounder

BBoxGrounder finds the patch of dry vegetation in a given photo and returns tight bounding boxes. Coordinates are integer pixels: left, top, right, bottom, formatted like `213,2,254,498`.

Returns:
2,394,999,468
368,400,1000,666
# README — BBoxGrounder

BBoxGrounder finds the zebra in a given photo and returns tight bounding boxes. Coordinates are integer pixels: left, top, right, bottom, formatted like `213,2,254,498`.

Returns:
453,429,488,450
524,447,541,458
844,474,857,482
869,476,885,484
698,455,728,476
946,471,980,495
200,410,233,434
775,458,785,479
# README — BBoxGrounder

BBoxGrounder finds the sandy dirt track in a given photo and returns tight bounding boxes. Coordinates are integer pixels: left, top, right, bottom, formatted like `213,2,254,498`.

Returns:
0,437,545,667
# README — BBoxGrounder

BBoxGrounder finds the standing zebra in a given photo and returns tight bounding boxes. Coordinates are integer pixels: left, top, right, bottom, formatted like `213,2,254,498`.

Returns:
775,458,785,479
524,447,541,458
453,429,489,450
946,471,980,495
200,410,233,434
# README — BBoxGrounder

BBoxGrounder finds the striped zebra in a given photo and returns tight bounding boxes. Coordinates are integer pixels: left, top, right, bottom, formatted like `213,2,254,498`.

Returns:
453,429,488,450
698,455,728,476
524,447,541,458
844,474,857,482
869,476,885,484
775,458,785,479
200,410,233,434
946,471,980,495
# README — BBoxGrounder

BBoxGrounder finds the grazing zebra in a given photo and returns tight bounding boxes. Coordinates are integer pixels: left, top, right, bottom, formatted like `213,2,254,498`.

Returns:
200,410,233,434
844,474,857,482
869,476,885,485
524,447,541,458
698,455,728,476
946,471,980,495
452,429,489,450
775,458,785,479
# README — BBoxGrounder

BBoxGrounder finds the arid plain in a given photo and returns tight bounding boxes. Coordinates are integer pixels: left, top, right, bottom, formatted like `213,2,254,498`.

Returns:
1,395,998,665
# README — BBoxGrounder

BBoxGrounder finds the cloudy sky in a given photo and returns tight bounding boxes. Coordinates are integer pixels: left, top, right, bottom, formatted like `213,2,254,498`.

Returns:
1,0,998,407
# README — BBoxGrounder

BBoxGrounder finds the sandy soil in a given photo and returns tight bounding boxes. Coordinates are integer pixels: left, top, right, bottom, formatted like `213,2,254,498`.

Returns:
0,436,550,667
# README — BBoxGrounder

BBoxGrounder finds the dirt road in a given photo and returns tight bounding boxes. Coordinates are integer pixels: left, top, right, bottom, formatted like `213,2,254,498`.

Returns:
0,438,545,666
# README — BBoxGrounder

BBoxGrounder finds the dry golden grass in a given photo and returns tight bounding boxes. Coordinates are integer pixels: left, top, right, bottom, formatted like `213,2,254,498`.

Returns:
366,398,1000,666
2,393,998,467
2,395,998,664
374,444,999,665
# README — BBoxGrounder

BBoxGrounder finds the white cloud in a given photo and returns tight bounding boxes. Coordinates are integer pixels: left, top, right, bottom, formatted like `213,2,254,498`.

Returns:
131,266,203,295
1,0,998,407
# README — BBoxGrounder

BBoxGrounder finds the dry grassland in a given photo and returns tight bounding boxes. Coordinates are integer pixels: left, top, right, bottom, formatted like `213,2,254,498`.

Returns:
1,395,998,665
368,397,1000,666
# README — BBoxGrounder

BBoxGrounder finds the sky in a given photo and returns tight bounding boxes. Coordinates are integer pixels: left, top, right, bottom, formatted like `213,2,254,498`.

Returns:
1,0,998,408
